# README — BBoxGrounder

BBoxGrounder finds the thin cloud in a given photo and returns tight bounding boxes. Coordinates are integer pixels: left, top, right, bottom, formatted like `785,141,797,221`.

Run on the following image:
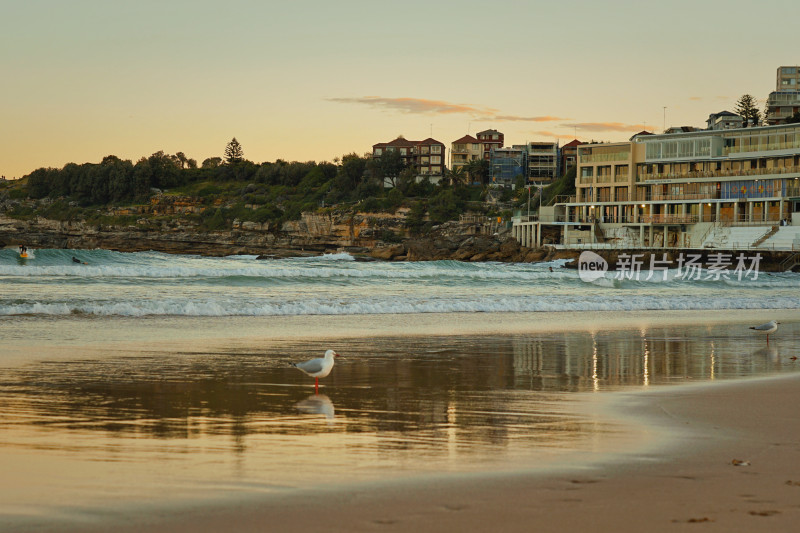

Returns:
328,96,497,116
493,115,569,122
532,130,579,140
328,96,566,122
689,96,703,101
563,122,646,133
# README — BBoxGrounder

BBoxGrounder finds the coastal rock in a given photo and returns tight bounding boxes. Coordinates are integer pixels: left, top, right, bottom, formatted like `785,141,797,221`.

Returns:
370,244,406,261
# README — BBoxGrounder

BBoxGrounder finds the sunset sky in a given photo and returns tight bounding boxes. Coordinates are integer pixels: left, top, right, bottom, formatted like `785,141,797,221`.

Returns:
1,0,797,179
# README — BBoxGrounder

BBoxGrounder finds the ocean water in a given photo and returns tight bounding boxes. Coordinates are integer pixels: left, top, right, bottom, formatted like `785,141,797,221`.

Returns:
1,248,799,317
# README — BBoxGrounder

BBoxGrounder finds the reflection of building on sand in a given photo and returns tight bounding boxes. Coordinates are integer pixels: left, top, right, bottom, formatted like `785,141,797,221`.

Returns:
0,326,792,473
511,327,785,390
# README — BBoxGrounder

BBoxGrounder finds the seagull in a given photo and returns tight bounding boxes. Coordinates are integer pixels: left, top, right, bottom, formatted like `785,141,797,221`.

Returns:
291,349,340,393
750,320,779,344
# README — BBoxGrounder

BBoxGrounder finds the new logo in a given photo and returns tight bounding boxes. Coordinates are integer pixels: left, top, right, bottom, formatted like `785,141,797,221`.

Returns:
578,251,608,282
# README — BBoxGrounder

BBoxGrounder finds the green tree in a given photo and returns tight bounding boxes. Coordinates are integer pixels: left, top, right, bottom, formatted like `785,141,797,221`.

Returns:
405,200,427,234
224,138,244,164
786,111,800,124
174,152,188,169
428,189,460,223
202,157,222,169
367,150,405,188
735,94,761,127
465,159,490,186
445,166,467,187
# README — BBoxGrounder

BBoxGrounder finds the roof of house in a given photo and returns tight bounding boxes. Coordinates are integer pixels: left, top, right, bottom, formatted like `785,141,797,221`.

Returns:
561,139,584,148
709,110,741,118
476,129,502,136
417,137,444,146
452,135,479,144
629,130,654,140
373,136,419,149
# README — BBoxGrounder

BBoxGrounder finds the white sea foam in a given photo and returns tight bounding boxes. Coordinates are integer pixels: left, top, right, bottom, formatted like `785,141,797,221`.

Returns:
3,294,799,317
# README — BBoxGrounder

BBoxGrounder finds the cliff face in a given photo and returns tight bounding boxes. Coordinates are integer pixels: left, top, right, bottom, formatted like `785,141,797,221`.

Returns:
1,212,558,262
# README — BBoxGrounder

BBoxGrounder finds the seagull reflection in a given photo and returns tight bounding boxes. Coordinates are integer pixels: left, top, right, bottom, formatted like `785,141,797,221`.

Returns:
753,345,779,363
295,394,335,420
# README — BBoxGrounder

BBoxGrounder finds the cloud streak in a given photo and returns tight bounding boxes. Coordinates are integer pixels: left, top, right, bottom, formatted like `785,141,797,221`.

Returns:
328,96,496,116
493,115,569,122
562,122,646,133
531,130,580,140
328,96,567,122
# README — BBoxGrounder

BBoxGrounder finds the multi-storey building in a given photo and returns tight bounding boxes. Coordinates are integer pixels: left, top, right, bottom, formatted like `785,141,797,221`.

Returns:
766,66,800,125
450,135,483,171
372,136,446,177
476,129,504,160
513,122,800,249
519,141,559,184
707,111,744,130
490,147,526,187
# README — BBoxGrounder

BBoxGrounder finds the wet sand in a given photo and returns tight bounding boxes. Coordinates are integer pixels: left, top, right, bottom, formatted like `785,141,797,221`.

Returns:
76,374,800,533
4,309,800,532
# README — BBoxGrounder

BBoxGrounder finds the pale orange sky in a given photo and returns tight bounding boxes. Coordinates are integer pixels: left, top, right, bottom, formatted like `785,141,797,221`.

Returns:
1,0,795,179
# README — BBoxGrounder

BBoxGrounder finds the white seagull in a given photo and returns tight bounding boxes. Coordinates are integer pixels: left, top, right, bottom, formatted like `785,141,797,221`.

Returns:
750,320,779,344
291,349,340,393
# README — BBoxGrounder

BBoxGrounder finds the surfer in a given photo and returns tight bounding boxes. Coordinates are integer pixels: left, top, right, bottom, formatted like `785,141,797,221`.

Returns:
72,256,88,265
19,244,27,257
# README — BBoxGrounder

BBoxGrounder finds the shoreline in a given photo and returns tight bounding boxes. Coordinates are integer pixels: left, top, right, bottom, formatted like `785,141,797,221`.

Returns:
4,307,799,345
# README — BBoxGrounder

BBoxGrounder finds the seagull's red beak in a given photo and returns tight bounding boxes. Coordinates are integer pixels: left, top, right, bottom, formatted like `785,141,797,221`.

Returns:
334,351,340,357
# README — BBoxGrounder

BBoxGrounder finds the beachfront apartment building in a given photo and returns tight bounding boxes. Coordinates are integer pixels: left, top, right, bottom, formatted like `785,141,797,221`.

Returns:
513,122,800,250
450,135,483,171
490,147,526,187
372,136,446,177
766,66,800,125
521,141,559,185
476,129,504,160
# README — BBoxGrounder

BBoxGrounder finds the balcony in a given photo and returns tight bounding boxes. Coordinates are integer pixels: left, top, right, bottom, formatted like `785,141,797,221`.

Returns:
724,139,800,155
640,165,800,182
579,152,630,163
641,214,699,224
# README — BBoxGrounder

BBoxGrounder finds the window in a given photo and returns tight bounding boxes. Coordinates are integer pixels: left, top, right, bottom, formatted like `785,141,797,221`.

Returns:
400,148,407,155
431,145,442,153
374,148,382,156
431,156,441,164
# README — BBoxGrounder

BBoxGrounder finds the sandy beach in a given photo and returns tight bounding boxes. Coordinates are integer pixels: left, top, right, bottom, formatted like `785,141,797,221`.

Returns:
2,309,797,533
58,373,799,533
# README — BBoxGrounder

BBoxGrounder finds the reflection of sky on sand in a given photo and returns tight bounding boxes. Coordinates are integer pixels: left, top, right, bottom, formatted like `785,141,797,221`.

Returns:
1,322,799,523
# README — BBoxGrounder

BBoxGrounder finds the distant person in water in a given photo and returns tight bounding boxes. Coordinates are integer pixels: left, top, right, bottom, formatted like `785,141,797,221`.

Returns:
19,245,27,255
72,256,87,265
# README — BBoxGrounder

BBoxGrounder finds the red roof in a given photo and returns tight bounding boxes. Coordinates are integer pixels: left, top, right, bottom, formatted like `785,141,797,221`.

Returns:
417,137,444,146
453,135,478,144
561,139,584,148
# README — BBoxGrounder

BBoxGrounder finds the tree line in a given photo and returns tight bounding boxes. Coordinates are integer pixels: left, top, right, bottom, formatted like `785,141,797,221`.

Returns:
21,138,500,230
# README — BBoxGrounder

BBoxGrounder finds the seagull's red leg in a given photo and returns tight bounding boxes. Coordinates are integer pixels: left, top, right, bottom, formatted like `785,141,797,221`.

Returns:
315,378,319,394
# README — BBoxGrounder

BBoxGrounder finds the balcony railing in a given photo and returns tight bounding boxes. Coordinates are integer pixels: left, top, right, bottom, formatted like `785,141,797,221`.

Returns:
724,140,800,155
640,165,800,182
579,152,630,163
